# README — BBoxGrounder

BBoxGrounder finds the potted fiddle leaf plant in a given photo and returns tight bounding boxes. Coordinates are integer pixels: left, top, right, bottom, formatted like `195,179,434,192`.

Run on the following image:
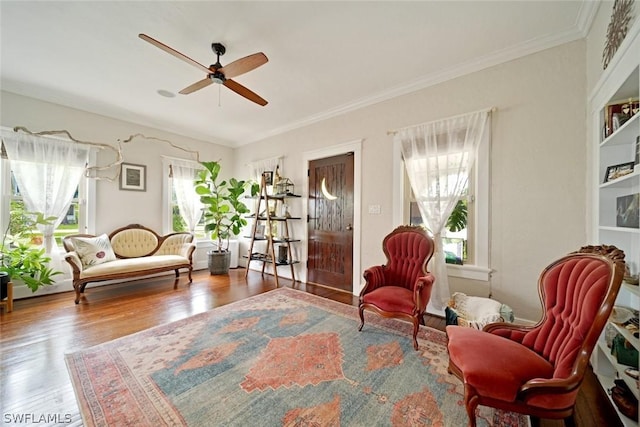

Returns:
194,161,259,275
0,206,62,294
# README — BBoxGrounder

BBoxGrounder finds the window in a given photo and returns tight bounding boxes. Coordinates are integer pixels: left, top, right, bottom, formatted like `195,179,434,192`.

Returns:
161,157,206,239
0,157,89,248
169,183,206,239
406,172,472,265
392,131,490,282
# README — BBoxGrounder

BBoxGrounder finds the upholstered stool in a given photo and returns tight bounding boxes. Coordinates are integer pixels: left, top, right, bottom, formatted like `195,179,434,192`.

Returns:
445,292,513,329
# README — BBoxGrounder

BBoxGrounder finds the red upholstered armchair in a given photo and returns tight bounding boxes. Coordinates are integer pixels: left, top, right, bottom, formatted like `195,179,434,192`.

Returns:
358,225,435,350
447,245,626,427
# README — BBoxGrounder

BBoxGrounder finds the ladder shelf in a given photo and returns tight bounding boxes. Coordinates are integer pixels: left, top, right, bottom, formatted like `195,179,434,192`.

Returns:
244,172,301,287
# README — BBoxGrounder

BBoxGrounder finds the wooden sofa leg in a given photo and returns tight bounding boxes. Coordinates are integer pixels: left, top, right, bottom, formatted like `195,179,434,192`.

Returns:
188,267,193,283
74,282,81,304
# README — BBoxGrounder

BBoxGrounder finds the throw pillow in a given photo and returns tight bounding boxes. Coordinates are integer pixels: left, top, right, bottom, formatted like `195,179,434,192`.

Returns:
70,234,116,268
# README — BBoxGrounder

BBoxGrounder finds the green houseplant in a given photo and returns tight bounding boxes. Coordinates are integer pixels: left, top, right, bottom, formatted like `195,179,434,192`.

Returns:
0,207,62,292
194,161,259,274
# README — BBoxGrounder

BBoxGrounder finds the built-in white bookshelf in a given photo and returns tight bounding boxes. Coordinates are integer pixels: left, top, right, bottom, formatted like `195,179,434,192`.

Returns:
589,20,640,427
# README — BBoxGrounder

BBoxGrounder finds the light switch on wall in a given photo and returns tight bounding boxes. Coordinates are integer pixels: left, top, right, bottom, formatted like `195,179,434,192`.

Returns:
368,204,381,214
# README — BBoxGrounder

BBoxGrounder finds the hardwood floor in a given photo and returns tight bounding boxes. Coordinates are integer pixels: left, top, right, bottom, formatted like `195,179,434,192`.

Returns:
0,269,622,427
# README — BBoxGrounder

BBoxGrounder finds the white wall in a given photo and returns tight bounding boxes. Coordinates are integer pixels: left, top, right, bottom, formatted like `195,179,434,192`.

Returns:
234,40,587,321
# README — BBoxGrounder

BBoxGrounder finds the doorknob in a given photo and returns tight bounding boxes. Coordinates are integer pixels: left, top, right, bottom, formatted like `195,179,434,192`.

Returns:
346,224,353,231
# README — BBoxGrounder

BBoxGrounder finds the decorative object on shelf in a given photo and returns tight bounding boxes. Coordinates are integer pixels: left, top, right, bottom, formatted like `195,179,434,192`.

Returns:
616,193,639,228
274,177,295,195
281,202,291,218
635,135,639,166
277,245,288,264
611,306,635,324
605,161,635,182
606,99,639,136
255,224,265,239
625,368,639,380
612,333,639,367
194,161,259,275
119,163,146,191
602,0,634,70
272,165,295,195
623,264,639,285
611,378,639,420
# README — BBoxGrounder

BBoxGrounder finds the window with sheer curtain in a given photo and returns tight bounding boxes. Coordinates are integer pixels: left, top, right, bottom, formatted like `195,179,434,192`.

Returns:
1,129,92,273
162,157,206,238
406,167,473,265
395,109,491,310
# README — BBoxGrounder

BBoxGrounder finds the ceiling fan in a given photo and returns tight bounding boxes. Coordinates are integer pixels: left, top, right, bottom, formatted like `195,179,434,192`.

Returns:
139,33,268,106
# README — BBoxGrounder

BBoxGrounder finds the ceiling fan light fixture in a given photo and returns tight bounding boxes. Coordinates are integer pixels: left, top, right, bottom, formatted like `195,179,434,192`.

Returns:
209,72,226,85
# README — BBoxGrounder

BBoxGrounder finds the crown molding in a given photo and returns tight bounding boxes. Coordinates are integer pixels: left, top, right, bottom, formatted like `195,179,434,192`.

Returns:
238,5,598,147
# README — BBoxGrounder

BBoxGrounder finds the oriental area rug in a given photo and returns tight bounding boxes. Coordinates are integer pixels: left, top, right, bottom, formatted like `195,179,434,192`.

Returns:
65,288,527,427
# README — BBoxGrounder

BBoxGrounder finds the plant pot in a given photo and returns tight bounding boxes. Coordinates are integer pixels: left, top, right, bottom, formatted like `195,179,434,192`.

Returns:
0,271,9,300
208,251,231,275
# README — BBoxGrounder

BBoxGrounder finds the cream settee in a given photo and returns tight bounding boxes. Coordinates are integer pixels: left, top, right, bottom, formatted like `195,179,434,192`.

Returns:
63,224,195,304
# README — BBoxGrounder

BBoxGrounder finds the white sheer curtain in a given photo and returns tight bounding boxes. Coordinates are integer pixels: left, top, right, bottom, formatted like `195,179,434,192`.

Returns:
1,130,91,270
170,158,204,233
396,109,490,310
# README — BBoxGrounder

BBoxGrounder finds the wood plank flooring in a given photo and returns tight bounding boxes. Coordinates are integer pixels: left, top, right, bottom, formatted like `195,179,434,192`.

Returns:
0,269,622,427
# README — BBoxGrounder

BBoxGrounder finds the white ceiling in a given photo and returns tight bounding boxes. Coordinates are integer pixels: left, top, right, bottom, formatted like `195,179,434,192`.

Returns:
1,1,596,147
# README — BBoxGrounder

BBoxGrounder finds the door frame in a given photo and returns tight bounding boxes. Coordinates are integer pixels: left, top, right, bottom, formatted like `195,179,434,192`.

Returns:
301,139,362,295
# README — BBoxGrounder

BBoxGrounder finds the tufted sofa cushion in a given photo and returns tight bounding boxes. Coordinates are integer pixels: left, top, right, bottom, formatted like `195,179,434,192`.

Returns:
111,228,159,258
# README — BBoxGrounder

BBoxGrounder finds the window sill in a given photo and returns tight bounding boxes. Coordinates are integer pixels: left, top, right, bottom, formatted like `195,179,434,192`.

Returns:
446,264,491,282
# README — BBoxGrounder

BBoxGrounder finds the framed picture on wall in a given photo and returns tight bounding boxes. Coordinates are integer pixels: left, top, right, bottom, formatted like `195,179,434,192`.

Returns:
263,171,274,185
120,163,146,191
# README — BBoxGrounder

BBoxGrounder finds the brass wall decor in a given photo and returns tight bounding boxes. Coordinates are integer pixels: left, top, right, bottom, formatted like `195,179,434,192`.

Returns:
602,0,634,70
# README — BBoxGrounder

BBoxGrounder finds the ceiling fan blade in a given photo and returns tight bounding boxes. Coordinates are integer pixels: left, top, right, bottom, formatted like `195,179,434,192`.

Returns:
223,79,268,106
179,78,213,95
219,52,268,79
139,33,212,74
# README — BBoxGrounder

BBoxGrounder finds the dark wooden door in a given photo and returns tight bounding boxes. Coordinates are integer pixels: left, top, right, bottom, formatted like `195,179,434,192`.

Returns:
307,153,354,291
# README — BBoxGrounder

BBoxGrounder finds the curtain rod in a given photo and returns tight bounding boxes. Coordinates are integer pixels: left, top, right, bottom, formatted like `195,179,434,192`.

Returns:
387,107,496,136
